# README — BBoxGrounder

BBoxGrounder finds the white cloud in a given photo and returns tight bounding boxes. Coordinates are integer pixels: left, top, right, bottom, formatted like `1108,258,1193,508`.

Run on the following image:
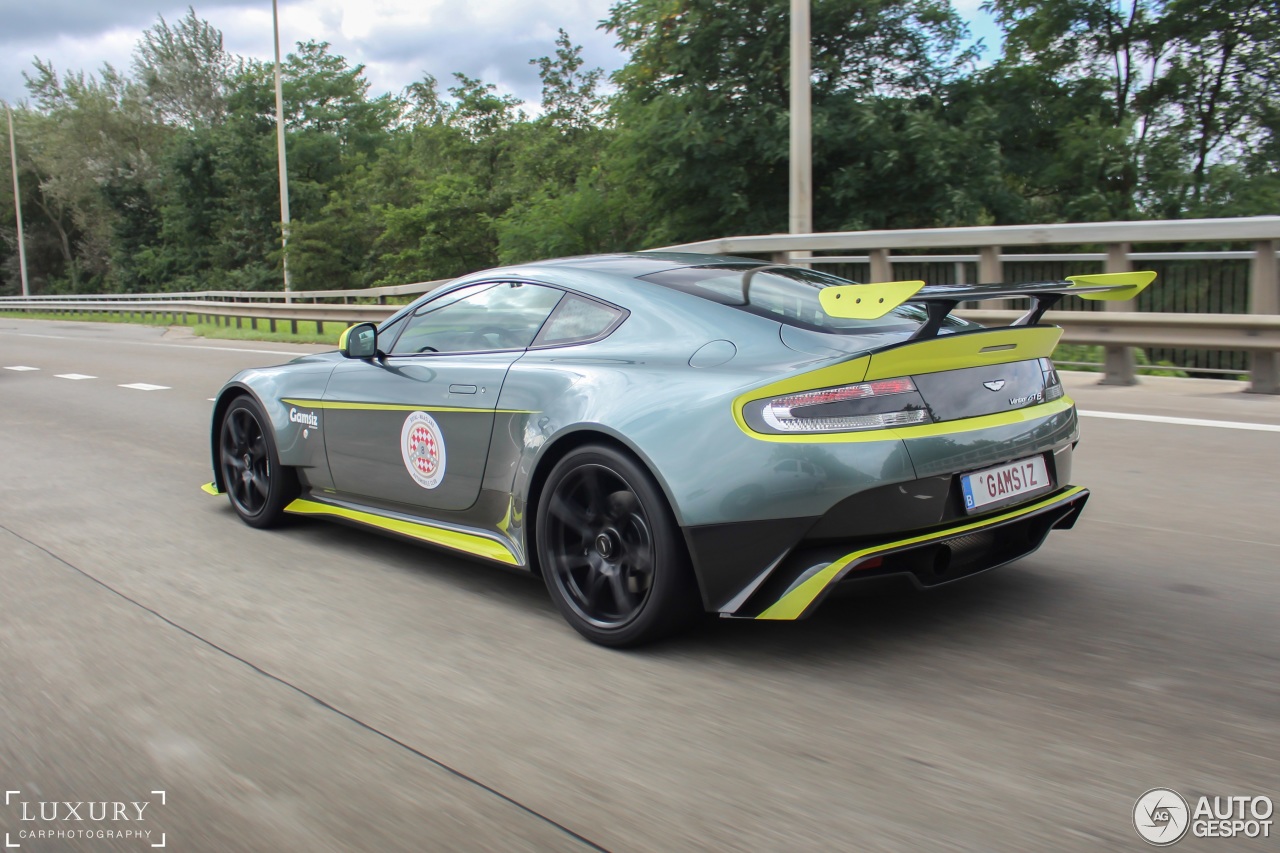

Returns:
0,0,623,107
0,0,999,108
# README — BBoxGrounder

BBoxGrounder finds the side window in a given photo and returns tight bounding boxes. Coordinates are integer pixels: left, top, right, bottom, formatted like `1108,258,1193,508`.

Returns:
532,295,625,347
376,313,408,351
390,282,564,355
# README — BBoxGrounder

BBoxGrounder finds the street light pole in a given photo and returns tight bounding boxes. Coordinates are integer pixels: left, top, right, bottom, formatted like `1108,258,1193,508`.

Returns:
6,103,30,297
789,0,813,251
272,0,293,300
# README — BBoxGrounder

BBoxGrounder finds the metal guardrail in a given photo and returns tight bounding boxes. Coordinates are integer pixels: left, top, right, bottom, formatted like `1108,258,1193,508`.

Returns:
663,216,1280,393
2,217,1279,392
0,278,447,304
657,216,1280,254
0,299,394,335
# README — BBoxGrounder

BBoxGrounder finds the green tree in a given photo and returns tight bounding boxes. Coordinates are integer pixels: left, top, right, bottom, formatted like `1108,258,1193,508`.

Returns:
601,0,978,245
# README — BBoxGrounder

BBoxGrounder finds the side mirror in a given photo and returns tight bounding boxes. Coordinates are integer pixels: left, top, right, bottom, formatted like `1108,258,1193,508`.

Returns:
340,323,379,359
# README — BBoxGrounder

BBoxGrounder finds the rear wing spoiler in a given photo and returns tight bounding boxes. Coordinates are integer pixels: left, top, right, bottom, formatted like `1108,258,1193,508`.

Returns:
818,271,1157,341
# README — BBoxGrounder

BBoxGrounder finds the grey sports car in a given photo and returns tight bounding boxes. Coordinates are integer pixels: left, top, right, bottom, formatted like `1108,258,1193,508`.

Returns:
204,254,1154,646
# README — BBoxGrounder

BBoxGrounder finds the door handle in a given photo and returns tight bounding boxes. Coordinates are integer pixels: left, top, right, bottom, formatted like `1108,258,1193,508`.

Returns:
449,384,478,395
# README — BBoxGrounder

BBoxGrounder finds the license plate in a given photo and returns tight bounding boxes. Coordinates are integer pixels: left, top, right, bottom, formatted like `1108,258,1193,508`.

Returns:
961,455,1050,512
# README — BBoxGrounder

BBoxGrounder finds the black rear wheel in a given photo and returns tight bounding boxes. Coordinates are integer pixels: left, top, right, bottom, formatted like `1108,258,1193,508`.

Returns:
218,396,297,528
537,445,699,647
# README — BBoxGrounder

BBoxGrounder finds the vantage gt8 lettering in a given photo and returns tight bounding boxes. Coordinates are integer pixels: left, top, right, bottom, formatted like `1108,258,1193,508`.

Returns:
203,255,1155,647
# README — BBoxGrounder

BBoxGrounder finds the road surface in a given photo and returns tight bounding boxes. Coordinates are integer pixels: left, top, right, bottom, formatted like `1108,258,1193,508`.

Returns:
1,319,1276,851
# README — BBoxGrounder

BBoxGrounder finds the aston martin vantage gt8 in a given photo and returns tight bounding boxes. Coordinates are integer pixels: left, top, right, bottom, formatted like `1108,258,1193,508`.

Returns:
204,254,1154,646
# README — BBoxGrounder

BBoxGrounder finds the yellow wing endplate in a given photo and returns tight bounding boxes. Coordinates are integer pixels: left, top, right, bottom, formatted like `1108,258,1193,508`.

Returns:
819,280,925,320
1066,270,1157,301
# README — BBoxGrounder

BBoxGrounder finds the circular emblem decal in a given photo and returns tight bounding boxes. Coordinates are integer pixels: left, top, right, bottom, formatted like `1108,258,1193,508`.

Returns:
401,411,447,489
1133,788,1190,846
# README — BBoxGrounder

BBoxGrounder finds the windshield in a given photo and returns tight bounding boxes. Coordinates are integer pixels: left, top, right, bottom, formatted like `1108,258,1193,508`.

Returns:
639,263,967,336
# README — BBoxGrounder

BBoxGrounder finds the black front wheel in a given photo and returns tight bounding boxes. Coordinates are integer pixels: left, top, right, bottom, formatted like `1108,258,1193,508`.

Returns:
536,445,700,647
218,396,297,528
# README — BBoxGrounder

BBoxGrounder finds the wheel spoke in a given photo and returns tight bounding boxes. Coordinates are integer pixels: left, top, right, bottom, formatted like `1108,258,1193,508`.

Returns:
227,411,245,447
584,569,610,611
605,490,638,522
608,569,635,613
580,469,604,517
548,493,592,539
250,472,269,498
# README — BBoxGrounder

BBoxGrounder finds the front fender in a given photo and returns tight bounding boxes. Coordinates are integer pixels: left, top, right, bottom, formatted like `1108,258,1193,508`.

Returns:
209,361,338,492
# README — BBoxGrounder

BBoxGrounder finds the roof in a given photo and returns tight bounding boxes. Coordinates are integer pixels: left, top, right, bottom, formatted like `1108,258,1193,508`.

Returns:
526,252,765,279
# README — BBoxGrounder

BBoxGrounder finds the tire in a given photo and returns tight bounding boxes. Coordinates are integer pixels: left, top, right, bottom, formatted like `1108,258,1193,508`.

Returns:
217,396,298,529
535,444,700,647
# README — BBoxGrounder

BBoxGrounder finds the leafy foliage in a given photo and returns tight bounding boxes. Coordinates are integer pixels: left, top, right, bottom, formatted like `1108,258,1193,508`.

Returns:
1,1,1276,296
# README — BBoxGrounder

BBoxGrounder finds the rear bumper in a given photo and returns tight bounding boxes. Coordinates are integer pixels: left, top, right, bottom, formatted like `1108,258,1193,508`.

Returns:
730,486,1089,620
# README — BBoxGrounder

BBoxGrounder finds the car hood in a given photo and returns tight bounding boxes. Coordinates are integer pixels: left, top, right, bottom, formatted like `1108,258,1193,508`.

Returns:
290,350,344,365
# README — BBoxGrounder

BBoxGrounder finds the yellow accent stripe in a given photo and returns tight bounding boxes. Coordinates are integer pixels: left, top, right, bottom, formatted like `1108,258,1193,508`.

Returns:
863,327,1062,379
281,398,535,414
731,328,1067,443
337,325,354,350
284,497,519,565
201,482,222,496
757,486,1087,620
734,397,1074,444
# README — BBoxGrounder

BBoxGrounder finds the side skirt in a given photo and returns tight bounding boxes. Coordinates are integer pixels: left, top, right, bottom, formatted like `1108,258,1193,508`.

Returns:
284,494,523,567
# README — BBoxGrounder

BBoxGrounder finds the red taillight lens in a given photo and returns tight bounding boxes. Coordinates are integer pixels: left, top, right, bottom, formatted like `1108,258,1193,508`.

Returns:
760,377,927,432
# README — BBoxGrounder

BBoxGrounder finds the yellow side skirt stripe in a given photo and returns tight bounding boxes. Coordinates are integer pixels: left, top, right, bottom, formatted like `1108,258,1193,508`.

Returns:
283,497,519,565
201,482,222,495
757,486,1087,620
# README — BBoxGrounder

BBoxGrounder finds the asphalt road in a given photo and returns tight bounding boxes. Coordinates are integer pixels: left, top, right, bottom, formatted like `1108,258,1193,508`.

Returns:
1,319,1277,852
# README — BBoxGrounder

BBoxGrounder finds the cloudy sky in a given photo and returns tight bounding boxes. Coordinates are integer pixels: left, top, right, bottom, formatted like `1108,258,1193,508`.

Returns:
0,0,1001,108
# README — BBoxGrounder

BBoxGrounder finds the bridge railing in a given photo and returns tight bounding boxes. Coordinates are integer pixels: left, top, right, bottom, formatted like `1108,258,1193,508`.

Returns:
2,217,1278,392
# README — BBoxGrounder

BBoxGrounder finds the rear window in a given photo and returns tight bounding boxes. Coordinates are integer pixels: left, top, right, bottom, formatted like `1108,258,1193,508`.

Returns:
639,264,960,335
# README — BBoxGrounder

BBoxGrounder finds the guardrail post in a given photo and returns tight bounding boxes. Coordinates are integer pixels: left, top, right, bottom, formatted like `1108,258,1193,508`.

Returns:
1100,242,1138,386
869,249,891,283
1250,239,1279,393
979,246,1009,309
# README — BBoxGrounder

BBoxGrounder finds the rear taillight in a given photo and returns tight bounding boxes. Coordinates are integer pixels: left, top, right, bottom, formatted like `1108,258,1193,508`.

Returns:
758,377,929,433
1040,358,1064,401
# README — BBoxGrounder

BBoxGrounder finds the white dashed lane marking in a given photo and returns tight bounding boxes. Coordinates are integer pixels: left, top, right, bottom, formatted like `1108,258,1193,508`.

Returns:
119,383,171,391
4,365,39,371
55,373,97,380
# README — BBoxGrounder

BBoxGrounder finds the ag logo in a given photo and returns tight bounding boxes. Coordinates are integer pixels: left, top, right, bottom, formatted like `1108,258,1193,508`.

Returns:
1134,788,1190,845
401,411,446,489
983,379,1006,391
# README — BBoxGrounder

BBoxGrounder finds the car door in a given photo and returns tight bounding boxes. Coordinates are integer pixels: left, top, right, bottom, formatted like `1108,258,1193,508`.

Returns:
322,281,564,512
